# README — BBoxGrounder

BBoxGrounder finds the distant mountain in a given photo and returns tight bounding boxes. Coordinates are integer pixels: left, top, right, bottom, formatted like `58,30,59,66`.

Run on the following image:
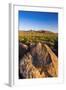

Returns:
19,30,58,34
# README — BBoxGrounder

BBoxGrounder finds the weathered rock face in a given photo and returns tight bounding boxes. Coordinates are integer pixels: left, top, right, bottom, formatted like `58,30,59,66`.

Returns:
19,53,45,78
44,44,58,76
19,42,58,78
30,42,52,67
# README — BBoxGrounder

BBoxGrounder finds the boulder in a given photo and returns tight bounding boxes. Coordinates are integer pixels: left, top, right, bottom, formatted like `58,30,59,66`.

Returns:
19,42,28,60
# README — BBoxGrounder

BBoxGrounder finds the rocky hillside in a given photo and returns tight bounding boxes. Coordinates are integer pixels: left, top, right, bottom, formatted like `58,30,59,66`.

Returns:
19,42,58,79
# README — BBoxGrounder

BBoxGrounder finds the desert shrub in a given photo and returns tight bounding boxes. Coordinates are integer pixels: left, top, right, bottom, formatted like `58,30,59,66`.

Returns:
21,37,28,43
54,37,58,49
53,37,58,56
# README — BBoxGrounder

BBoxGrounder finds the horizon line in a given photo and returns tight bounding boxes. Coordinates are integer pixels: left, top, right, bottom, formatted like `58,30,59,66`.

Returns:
18,29,58,33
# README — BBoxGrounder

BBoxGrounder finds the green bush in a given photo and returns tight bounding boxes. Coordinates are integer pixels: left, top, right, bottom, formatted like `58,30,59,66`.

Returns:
54,37,58,50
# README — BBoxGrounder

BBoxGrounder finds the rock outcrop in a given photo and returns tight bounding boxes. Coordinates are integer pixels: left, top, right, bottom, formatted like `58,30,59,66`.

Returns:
19,42,58,78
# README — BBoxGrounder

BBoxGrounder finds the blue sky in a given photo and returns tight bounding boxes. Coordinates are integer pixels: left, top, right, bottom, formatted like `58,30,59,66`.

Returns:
18,11,58,32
